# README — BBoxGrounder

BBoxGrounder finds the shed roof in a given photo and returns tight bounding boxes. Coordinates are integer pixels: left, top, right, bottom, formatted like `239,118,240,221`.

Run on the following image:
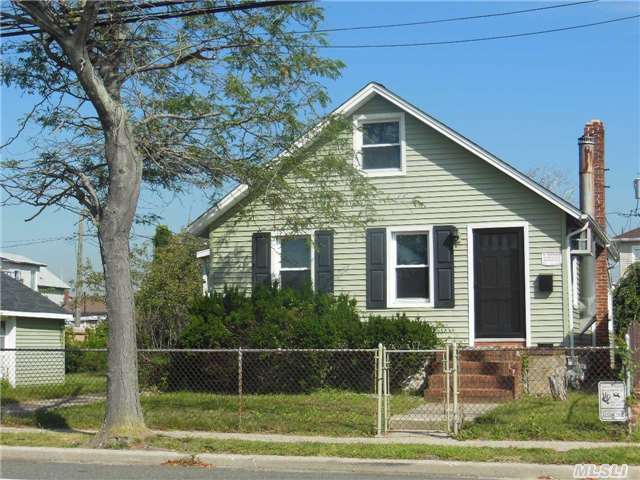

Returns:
1,273,71,319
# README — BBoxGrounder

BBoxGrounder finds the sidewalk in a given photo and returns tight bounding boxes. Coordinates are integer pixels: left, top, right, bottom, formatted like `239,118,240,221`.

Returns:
3,445,632,480
2,426,638,452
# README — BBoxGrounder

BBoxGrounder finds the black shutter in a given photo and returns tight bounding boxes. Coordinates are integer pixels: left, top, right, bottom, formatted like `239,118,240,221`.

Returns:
315,231,334,294
366,228,387,309
434,226,455,308
252,232,271,290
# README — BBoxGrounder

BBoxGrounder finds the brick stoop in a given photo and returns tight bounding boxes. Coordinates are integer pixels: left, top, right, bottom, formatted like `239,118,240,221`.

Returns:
424,350,523,402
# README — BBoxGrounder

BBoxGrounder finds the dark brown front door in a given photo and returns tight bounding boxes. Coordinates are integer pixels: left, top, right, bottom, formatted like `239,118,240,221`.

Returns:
474,228,525,339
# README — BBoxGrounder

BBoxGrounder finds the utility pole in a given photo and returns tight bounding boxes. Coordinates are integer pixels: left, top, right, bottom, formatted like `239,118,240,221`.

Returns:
74,214,84,327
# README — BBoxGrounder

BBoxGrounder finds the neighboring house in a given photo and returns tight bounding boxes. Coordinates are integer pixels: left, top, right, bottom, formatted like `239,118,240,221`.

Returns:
0,252,44,291
0,252,70,306
614,227,640,278
0,273,70,386
38,267,71,306
188,82,618,349
63,296,107,328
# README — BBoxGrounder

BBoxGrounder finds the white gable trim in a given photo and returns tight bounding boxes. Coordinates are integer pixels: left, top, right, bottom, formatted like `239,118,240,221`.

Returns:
1,310,72,320
188,82,583,237
338,84,582,220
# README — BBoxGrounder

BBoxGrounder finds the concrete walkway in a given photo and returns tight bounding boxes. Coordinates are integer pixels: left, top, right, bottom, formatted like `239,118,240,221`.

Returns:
1,395,104,415
1,426,637,452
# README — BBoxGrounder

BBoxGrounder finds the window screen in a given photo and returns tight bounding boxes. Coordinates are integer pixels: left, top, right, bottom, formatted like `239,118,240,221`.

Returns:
395,233,429,299
280,237,311,291
362,121,401,170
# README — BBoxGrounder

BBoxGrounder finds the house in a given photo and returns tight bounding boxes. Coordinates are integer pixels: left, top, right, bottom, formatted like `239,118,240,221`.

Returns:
613,227,640,278
0,273,70,386
63,295,107,328
188,82,618,349
0,252,70,306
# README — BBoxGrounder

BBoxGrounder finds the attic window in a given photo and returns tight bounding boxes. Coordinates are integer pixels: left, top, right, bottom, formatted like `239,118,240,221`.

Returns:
355,113,405,176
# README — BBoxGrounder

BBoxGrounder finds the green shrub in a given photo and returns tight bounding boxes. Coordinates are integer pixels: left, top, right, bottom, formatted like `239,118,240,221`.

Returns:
164,285,440,393
64,322,107,374
613,263,640,335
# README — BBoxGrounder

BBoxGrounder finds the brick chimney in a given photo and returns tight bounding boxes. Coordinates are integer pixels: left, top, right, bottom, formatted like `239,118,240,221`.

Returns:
582,120,609,345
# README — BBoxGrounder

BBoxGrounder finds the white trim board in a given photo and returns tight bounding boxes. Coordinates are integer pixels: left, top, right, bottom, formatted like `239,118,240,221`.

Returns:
0,310,72,320
466,222,532,348
187,82,583,237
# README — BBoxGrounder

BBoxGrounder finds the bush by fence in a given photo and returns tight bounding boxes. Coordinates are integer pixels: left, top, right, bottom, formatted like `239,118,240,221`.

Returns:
64,322,108,374
138,286,441,393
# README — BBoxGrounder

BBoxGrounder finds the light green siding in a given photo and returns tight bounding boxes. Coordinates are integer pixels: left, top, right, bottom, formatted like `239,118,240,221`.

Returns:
208,94,570,345
15,317,65,385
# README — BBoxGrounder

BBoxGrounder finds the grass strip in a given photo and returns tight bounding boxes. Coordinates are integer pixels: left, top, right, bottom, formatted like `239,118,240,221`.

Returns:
1,431,639,465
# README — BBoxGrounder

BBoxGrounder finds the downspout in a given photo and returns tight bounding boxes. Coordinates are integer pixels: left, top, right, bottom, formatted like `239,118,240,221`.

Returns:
567,222,589,351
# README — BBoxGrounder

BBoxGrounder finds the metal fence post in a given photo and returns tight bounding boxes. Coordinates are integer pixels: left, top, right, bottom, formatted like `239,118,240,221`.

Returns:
445,343,450,434
376,343,384,437
452,342,459,435
238,347,243,431
383,345,389,434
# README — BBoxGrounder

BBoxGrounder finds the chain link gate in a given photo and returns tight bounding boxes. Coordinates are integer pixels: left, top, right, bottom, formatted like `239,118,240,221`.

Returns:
376,343,459,436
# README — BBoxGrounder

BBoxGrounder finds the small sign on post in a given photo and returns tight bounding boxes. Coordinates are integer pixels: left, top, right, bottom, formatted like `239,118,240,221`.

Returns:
598,381,628,422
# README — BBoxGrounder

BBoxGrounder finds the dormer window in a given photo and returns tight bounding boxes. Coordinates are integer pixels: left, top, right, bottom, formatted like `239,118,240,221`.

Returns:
354,112,405,176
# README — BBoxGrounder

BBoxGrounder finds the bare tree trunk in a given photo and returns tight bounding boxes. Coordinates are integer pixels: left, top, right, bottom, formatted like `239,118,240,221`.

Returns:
91,113,147,446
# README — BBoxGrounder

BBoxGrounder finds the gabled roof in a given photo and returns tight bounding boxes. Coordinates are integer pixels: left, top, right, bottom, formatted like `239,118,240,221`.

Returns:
1,273,71,320
39,267,70,290
188,82,586,237
0,251,47,266
614,227,640,242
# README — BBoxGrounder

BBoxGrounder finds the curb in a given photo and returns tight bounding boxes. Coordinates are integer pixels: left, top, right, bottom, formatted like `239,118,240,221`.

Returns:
3,445,639,480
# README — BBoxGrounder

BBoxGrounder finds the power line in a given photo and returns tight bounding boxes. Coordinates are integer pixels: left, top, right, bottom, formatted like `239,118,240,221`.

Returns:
294,0,600,34
1,231,155,249
0,0,308,38
0,235,77,248
314,14,640,49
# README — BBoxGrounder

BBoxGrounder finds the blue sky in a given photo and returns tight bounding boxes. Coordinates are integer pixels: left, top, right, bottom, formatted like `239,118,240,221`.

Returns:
1,1,639,281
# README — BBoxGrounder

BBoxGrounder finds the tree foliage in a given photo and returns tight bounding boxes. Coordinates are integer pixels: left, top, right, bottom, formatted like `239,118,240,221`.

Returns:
0,1,373,230
613,263,640,335
526,166,576,202
136,227,203,348
0,1,374,442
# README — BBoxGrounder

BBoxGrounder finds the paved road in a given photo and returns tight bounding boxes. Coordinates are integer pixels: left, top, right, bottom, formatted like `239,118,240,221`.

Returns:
0,459,491,480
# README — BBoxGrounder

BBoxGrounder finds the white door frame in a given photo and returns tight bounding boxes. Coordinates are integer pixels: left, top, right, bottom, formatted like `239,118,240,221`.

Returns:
467,221,531,347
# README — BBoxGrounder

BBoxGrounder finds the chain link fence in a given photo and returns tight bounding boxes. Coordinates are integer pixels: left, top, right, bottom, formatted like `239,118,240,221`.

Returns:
384,349,449,432
0,345,632,438
1,348,381,436
450,345,631,439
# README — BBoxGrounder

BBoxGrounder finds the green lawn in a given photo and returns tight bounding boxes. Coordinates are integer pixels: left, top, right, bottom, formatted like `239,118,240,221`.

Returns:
1,390,423,437
1,431,639,465
1,373,106,403
458,392,639,442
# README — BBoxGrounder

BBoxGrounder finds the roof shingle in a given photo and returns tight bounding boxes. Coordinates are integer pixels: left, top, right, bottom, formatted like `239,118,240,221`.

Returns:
1,273,69,316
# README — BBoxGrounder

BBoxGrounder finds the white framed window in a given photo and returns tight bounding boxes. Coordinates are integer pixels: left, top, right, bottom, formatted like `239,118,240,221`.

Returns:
354,112,405,176
272,235,314,292
387,226,434,308
633,246,640,263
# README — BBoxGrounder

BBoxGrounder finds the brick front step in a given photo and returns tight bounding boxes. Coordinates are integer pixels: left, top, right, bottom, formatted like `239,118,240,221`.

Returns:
429,360,517,376
424,387,515,401
428,374,514,390
459,350,522,363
